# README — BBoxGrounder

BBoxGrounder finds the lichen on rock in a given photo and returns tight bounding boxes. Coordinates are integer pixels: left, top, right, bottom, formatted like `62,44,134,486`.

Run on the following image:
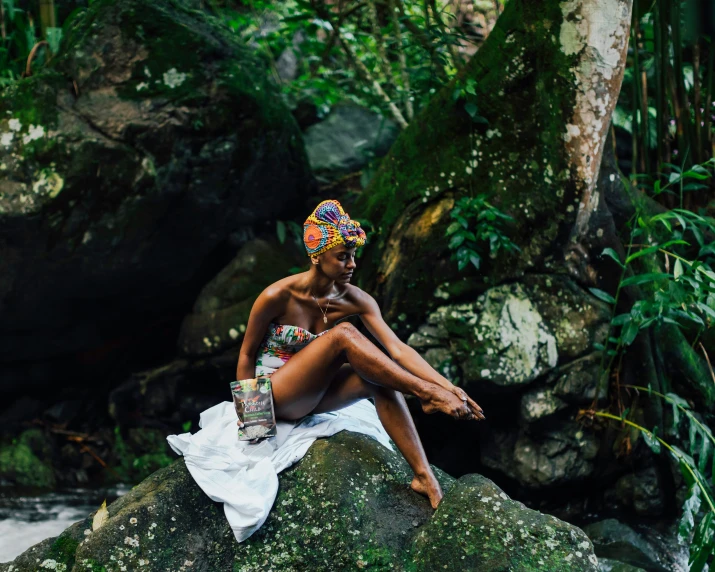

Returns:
0,432,599,571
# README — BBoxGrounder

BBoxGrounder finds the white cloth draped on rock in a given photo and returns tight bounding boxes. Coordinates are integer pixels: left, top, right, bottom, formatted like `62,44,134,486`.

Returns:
166,399,393,542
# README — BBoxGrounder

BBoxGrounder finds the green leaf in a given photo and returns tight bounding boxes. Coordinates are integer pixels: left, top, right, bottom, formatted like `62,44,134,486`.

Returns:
620,320,640,346
449,234,465,249
674,259,684,280
446,221,462,235
620,273,671,287
678,485,701,544
625,240,689,264
464,102,478,118
602,247,625,268
276,220,286,244
698,435,711,475
643,429,662,455
689,513,715,572
611,313,632,326
589,288,616,304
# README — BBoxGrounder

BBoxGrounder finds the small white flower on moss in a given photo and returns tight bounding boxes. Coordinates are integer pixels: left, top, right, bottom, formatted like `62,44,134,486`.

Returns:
163,68,187,88
8,118,21,131
136,82,149,91
1,132,14,147
130,517,137,525
22,124,45,144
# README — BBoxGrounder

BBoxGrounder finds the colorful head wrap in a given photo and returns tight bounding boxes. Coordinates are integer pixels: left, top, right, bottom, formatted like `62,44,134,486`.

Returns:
303,199,367,257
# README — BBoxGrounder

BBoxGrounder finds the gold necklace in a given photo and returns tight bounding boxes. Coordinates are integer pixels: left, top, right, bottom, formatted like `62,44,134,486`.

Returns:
310,289,334,324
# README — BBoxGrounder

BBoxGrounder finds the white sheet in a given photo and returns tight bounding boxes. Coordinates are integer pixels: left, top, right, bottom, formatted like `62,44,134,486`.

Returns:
166,399,393,542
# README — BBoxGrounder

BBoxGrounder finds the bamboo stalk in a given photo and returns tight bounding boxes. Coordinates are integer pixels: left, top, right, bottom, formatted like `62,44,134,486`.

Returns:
632,10,649,174
630,18,640,177
653,0,664,175
705,43,715,165
671,0,693,171
694,42,702,167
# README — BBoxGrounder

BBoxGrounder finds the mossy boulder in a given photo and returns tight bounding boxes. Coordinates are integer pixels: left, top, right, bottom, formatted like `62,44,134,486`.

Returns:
406,275,609,388
0,428,56,488
0,0,312,382
0,432,599,571
178,238,306,357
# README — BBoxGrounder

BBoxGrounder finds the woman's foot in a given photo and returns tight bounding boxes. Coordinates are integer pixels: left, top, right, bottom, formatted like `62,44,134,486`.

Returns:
410,472,443,509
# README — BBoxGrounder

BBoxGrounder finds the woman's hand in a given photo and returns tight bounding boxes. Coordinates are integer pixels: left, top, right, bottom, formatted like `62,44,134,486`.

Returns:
449,385,485,420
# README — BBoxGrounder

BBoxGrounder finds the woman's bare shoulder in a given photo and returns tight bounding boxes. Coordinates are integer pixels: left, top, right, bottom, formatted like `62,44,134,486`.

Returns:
341,283,376,312
254,275,297,308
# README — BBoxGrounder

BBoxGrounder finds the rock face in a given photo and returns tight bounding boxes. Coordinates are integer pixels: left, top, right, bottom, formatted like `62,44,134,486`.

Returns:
404,274,609,489
178,238,305,357
0,0,312,383
0,432,599,571
303,103,400,184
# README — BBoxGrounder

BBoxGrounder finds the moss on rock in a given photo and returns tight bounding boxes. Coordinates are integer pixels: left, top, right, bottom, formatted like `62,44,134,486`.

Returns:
2,431,599,571
0,429,56,488
409,474,598,571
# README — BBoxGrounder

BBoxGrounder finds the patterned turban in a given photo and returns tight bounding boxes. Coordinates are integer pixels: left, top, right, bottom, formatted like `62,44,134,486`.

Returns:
303,199,367,257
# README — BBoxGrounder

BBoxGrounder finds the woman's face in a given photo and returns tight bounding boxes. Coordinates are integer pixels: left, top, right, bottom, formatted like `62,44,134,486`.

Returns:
315,245,357,283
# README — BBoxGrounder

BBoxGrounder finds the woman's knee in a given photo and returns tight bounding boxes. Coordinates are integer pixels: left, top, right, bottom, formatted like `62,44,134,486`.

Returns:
332,321,364,345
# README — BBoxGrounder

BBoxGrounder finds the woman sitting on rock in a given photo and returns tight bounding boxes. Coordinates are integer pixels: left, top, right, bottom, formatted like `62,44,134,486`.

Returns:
236,199,485,509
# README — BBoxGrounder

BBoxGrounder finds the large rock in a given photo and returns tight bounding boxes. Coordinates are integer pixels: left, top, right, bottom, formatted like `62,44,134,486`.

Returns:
0,432,599,571
583,519,686,572
178,238,305,357
0,0,312,381
481,422,600,488
407,276,609,388
303,103,400,184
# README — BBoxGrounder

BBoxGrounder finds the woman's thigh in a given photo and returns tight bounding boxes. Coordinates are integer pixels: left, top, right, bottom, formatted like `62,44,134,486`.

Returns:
269,326,353,420
309,364,373,415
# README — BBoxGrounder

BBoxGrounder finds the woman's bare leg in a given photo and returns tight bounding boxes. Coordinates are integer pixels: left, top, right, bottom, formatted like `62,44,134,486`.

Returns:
310,364,444,508
269,322,474,421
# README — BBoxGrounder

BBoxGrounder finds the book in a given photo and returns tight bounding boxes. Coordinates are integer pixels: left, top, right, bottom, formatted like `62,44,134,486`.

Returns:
230,376,277,442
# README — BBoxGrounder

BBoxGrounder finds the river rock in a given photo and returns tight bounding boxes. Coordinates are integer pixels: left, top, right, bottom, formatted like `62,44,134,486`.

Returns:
408,275,610,390
481,422,600,488
0,432,599,571
108,354,234,429
303,103,399,183
178,238,304,357
583,519,680,572
0,429,56,488
612,467,665,517
550,352,607,405
520,386,569,423
0,0,312,380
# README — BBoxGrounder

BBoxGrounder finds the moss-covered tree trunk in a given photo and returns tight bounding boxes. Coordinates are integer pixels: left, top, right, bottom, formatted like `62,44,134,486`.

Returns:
356,0,633,327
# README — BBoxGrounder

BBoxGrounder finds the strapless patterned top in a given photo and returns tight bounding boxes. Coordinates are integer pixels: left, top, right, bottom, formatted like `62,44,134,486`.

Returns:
254,322,331,377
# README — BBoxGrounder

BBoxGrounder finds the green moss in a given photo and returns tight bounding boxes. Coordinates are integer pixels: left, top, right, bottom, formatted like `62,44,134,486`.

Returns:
109,427,174,484
0,429,55,488
354,0,584,325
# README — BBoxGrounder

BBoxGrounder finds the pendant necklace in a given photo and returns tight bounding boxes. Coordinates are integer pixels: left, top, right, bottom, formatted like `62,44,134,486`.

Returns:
310,289,334,324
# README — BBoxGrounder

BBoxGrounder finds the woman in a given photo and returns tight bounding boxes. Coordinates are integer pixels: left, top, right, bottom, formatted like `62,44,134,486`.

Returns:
237,199,485,509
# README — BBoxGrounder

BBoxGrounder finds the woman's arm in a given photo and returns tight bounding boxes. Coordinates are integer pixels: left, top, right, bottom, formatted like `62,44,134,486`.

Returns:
235,286,287,380
356,289,483,416
356,291,453,390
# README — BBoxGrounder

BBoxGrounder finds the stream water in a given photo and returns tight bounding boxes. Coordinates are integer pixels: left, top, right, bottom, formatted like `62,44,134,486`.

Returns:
0,485,130,563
